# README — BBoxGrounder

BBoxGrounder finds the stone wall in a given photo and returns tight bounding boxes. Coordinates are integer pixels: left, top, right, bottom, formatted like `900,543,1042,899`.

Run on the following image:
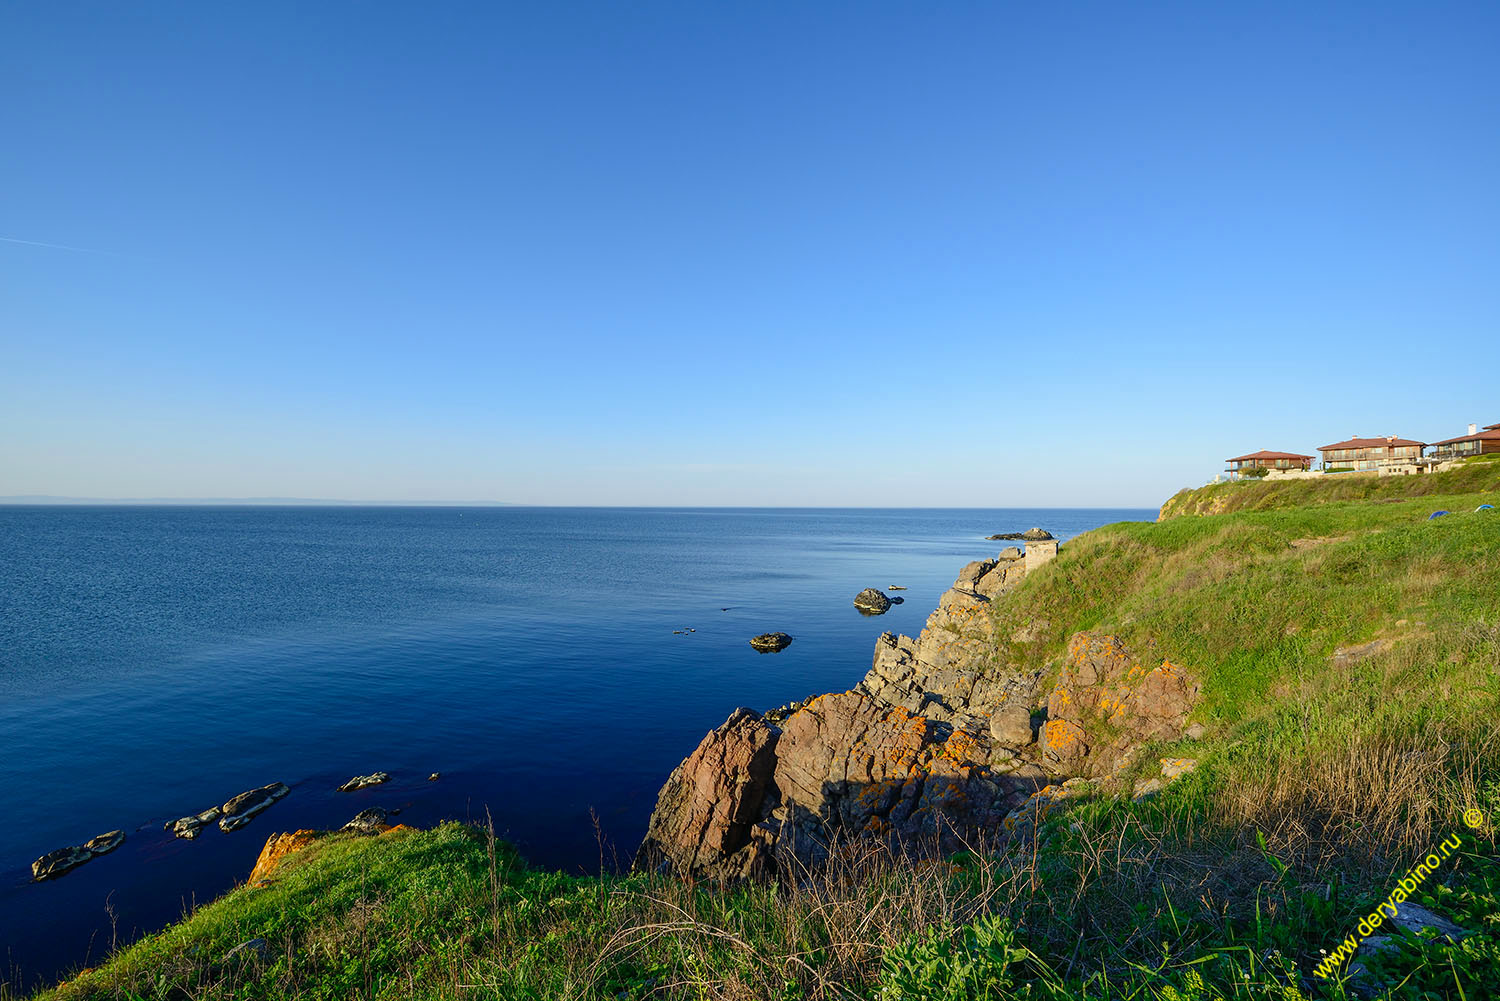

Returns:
1024,539,1058,572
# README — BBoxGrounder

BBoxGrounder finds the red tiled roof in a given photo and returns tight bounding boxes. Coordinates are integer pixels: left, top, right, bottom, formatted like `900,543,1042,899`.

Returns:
1225,450,1314,462
1430,429,1500,447
1318,436,1425,450
1485,423,1500,431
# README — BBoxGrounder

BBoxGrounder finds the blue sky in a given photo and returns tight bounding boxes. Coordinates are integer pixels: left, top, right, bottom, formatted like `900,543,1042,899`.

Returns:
2,2,1496,506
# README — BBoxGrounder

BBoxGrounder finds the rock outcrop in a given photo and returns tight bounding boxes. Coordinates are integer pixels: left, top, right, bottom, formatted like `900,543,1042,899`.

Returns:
338,772,390,792
856,548,1031,722
638,708,781,879
640,537,1204,880
342,808,391,834
1041,633,1199,776
31,830,126,881
32,845,94,881
764,692,1044,867
249,830,322,884
749,633,793,652
248,822,414,885
219,782,291,832
853,588,892,615
985,528,1055,541
167,807,222,840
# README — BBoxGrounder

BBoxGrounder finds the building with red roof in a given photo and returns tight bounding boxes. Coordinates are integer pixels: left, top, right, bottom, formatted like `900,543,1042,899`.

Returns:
1224,450,1314,478
1317,435,1425,471
1428,422,1500,462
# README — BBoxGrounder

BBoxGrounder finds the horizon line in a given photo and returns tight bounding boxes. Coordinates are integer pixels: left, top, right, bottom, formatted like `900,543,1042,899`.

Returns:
0,495,1160,510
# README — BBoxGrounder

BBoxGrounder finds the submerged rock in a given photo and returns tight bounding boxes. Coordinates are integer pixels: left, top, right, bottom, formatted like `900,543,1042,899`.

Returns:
337,772,391,792
219,782,291,832
749,632,793,652
853,588,892,615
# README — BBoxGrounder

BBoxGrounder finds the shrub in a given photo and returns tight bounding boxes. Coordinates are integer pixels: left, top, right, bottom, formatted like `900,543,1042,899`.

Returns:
878,914,1034,1000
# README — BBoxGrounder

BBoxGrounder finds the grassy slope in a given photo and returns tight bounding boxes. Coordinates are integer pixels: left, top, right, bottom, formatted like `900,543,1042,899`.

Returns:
1158,455,1500,520
22,467,1500,1001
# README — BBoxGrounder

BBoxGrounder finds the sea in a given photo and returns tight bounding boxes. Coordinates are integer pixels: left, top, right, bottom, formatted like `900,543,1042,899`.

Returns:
0,505,1154,988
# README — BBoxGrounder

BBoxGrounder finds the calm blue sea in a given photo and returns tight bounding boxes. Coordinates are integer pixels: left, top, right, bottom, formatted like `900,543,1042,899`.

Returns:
0,505,1152,987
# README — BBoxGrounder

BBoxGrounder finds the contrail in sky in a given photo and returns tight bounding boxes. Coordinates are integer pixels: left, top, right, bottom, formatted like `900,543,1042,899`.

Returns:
0,235,127,257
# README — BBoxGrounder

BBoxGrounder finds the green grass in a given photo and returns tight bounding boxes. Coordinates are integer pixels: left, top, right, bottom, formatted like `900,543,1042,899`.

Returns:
31,815,1500,1000
21,469,1500,1001
1000,474,1500,726
1159,460,1500,520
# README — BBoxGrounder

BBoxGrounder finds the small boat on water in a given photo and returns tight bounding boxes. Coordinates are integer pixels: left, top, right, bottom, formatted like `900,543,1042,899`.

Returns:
888,585,907,590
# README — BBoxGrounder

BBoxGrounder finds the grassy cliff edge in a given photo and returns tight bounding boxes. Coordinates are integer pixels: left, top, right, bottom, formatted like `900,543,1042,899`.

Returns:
22,468,1500,1001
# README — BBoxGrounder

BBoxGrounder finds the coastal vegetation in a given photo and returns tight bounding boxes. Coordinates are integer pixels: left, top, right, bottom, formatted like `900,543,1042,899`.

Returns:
21,467,1500,1001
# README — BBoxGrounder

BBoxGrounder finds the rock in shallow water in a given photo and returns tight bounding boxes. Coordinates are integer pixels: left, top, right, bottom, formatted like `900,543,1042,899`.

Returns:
167,807,222,840
853,588,892,614
219,782,291,832
337,772,390,792
31,830,128,881
31,845,95,881
985,528,1055,542
84,830,125,855
749,632,792,652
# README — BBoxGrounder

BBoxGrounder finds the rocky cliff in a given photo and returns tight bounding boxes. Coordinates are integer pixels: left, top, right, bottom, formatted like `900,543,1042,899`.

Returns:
639,542,1202,879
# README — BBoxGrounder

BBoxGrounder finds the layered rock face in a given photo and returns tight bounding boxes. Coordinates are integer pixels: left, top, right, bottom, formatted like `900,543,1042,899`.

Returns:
640,544,1202,879
638,707,782,878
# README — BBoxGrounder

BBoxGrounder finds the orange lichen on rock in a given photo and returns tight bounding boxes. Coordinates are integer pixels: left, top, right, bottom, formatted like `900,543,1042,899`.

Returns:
1041,719,1088,763
248,829,321,885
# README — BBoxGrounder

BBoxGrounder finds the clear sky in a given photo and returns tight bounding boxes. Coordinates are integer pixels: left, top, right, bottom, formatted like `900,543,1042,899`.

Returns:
2,2,1496,506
